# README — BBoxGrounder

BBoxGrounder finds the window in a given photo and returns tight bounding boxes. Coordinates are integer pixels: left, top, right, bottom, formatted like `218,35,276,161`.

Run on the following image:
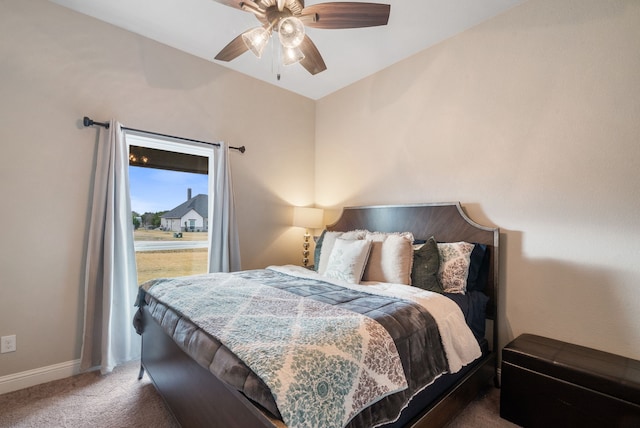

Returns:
126,132,214,284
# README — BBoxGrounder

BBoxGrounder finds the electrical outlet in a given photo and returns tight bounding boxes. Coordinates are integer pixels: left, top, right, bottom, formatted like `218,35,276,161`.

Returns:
1,335,16,353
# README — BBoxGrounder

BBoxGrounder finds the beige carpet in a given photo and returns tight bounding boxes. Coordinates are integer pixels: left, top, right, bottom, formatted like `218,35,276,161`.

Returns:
0,361,519,427
0,361,178,428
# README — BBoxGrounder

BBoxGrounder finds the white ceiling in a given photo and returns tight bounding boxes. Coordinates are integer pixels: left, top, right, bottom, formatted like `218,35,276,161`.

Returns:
51,0,525,100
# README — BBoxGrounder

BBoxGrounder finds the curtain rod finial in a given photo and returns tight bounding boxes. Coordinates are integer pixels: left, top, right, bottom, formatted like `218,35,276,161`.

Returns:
83,116,110,129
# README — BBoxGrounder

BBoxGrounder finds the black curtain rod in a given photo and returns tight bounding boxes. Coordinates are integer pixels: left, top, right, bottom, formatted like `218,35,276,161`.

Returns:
82,117,246,153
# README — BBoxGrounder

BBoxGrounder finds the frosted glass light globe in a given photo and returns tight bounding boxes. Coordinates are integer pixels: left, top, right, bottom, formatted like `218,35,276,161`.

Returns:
278,17,305,49
242,27,270,58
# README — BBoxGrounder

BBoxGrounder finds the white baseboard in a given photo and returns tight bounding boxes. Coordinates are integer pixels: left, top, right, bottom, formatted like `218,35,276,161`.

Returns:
0,359,81,395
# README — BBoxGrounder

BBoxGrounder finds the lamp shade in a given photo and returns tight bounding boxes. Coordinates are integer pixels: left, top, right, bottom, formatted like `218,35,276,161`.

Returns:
292,207,323,229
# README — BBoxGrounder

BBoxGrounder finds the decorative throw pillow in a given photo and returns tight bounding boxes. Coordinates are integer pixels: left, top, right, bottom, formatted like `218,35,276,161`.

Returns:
362,231,414,284
437,241,475,294
316,230,367,274
466,244,488,292
410,236,442,293
323,239,372,284
313,229,327,271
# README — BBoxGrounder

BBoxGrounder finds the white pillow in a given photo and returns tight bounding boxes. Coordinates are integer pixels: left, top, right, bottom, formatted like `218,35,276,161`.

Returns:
362,232,414,284
437,241,475,294
317,230,367,274
323,239,372,284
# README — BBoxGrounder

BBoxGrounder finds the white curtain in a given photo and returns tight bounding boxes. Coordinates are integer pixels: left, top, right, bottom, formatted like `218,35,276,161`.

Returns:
80,120,140,374
209,142,241,272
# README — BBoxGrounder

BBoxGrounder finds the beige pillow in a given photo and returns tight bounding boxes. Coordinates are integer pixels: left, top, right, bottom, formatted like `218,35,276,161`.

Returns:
323,238,372,284
317,230,367,274
362,232,414,285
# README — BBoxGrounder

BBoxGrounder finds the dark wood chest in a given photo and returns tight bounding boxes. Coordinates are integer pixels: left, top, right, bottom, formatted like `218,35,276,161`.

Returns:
500,334,640,427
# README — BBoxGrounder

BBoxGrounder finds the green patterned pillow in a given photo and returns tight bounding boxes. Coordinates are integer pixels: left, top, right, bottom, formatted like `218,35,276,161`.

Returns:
410,236,442,293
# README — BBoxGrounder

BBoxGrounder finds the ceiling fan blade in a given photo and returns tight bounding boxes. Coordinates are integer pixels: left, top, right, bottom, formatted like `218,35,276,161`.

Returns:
301,2,390,29
298,35,327,75
214,34,249,62
210,0,244,11
212,0,267,18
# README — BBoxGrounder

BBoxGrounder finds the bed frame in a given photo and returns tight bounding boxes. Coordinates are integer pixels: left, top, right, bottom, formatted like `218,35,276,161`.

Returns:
138,202,500,428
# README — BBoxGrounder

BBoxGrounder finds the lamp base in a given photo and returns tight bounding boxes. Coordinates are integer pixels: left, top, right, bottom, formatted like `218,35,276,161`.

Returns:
302,232,311,267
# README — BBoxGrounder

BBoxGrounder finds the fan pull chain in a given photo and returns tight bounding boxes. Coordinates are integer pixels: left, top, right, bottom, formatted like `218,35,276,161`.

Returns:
271,32,282,80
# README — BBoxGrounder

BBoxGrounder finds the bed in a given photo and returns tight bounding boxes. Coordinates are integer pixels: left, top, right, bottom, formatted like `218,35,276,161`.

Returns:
134,202,500,428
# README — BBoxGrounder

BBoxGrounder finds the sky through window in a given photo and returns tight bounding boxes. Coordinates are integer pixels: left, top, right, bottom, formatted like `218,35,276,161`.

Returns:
129,166,208,214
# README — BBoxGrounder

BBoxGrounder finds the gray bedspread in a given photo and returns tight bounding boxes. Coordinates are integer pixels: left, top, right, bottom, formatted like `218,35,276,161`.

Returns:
135,268,449,428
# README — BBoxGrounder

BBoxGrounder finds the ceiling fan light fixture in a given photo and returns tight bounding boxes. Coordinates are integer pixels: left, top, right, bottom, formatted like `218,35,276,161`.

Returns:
278,17,305,48
282,46,305,66
242,26,270,58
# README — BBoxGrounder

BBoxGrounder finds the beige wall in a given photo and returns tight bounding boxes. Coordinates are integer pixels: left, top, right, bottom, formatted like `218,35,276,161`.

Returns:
0,0,315,376
2,0,639,383
316,0,640,360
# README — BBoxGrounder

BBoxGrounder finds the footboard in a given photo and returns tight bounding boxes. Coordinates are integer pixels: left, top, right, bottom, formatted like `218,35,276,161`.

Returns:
140,306,276,428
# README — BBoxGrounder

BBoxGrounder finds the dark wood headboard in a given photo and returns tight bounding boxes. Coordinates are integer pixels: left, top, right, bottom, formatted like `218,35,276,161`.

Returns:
327,203,500,347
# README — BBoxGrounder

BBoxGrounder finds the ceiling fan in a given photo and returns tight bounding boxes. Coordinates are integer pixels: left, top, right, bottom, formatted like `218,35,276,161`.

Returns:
213,1,391,75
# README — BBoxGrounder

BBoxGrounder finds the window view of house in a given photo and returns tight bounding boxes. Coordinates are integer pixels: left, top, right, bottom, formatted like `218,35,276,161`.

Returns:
160,189,208,233
127,134,213,284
